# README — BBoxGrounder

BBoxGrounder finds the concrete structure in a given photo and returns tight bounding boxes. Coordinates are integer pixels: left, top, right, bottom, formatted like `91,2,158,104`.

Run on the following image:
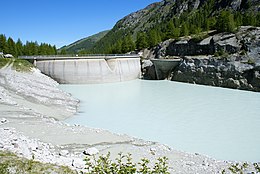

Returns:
20,55,141,84
151,59,181,80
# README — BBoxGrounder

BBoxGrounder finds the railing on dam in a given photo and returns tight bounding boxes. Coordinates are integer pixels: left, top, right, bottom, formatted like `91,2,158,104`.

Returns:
19,54,140,60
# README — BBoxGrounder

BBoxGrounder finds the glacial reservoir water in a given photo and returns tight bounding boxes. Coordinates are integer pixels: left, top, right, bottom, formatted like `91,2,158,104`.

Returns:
60,80,260,162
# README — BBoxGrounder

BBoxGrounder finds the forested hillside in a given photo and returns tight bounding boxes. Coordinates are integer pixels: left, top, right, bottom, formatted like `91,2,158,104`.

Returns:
0,34,57,57
59,30,109,54
88,0,260,54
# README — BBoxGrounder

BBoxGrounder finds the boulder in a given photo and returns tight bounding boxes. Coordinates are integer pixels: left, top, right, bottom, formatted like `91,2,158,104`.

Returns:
83,147,99,156
59,150,69,156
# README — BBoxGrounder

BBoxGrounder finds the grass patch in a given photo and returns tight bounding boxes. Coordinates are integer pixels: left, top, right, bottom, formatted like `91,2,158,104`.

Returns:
0,58,12,69
0,58,34,72
0,150,77,174
12,58,34,72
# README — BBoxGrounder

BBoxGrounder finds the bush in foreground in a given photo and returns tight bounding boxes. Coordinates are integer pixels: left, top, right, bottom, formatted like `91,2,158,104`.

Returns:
84,152,170,174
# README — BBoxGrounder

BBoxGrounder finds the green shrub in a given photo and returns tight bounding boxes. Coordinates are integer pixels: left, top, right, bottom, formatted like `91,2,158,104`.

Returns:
253,163,260,172
0,58,11,69
84,152,170,174
214,49,229,58
12,58,34,72
221,162,260,174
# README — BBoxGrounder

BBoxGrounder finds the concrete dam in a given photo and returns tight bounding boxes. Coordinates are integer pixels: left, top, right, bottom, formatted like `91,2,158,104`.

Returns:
20,55,141,84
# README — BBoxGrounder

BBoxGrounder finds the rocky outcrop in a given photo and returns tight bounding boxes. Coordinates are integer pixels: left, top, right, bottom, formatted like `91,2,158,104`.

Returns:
142,26,260,92
172,56,260,91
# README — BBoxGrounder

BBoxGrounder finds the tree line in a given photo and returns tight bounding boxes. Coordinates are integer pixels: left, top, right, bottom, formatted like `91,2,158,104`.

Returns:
88,0,260,54
134,9,260,50
0,34,57,57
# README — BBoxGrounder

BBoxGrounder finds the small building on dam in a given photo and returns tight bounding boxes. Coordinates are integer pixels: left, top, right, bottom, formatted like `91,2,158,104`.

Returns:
20,55,141,84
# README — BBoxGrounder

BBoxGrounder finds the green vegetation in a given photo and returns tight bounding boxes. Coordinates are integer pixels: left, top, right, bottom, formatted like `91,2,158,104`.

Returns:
214,49,229,58
84,152,170,174
86,0,260,54
0,58,34,72
216,10,236,33
2,1,260,56
221,162,260,174
0,34,57,57
254,163,260,172
12,58,34,72
0,58,12,69
0,151,77,174
59,30,109,54
0,151,170,174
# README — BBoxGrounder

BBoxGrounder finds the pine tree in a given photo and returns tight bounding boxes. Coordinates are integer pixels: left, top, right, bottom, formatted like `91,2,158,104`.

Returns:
165,20,175,39
257,12,260,26
121,35,135,53
243,12,257,26
181,23,189,36
216,10,236,32
173,27,181,38
0,34,7,53
148,29,160,47
6,37,17,56
111,40,122,54
16,39,24,56
136,32,148,50
234,12,243,27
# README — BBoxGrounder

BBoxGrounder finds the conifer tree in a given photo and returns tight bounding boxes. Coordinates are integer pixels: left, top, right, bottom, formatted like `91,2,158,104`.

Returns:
181,23,189,36
16,39,24,56
216,10,236,32
0,34,7,52
121,35,135,53
6,37,17,56
136,32,148,50
165,20,175,39
148,29,160,47
243,12,257,26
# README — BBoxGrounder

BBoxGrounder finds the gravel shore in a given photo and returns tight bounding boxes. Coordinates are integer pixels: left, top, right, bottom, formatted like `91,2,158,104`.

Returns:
0,66,258,173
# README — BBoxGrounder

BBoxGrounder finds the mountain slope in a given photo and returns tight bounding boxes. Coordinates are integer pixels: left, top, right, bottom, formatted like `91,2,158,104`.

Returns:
60,30,109,54
90,0,260,53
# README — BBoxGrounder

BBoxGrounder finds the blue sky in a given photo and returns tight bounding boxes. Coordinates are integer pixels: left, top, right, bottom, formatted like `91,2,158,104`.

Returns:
1,0,160,48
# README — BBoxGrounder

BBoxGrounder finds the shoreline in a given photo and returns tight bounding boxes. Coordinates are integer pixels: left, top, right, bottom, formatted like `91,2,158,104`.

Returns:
0,67,258,173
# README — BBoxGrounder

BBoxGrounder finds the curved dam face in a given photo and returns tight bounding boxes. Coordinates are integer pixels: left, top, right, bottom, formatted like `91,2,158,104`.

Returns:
36,57,141,84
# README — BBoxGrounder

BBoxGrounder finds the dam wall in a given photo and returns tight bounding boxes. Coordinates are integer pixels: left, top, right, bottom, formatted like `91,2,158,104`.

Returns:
35,57,141,84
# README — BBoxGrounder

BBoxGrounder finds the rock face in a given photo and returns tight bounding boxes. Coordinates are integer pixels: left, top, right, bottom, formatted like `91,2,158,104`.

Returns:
142,26,260,92
172,56,260,91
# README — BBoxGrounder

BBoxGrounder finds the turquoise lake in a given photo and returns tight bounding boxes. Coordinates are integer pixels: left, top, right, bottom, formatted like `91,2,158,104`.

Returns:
60,80,260,162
